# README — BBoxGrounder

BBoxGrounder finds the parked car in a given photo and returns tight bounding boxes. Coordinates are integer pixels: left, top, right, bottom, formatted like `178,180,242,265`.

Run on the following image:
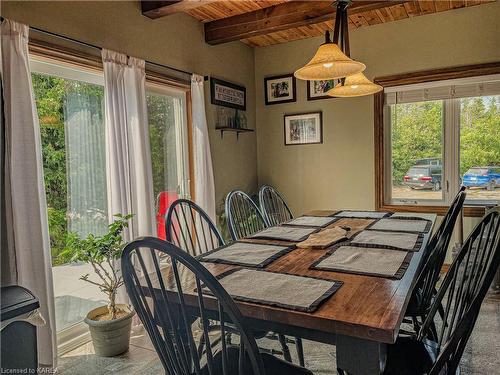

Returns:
403,164,442,191
462,166,500,191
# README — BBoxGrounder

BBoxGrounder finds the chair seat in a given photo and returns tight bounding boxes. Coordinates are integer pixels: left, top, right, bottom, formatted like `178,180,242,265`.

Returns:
405,287,425,317
384,336,437,375
200,346,313,375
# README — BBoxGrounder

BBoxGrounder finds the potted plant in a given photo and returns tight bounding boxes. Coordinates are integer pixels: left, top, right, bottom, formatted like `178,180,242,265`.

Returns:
59,214,135,357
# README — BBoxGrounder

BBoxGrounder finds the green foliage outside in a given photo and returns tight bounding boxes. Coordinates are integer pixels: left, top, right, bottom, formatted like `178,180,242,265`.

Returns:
32,72,105,265
391,97,500,184
146,92,179,200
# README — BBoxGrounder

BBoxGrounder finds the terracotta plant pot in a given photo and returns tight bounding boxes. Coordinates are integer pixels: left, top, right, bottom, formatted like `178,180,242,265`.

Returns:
84,304,135,357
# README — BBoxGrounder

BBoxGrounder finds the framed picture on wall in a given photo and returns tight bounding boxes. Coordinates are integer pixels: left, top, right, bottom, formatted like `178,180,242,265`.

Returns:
264,74,296,105
210,77,246,111
307,79,338,100
284,112,323,146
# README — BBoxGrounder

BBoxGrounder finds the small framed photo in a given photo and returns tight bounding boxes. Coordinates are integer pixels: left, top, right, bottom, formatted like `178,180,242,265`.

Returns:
264,74,296,105
284,112,323,146
307,79,338,100
211,77,246,111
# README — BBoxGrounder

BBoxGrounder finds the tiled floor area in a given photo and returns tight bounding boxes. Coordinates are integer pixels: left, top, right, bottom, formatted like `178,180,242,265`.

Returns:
57,292,500,374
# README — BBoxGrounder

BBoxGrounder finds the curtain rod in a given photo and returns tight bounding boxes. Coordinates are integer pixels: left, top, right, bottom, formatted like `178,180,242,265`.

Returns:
1,17,209,81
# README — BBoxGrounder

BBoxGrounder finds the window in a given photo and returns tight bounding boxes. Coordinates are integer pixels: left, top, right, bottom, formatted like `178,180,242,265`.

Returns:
30,56,108,348
375,64,500,216
147,84,191,240
390,100,444,202
459,95,500,202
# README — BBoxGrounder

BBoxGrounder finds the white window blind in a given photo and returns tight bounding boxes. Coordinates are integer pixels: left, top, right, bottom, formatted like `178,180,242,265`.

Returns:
385,76,500,104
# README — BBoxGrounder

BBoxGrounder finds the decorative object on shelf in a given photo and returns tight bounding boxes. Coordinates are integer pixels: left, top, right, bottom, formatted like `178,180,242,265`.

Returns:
210,77,246,110
215,106,253,139
284,112,323,146
307,79,338,100
216,106,247,129
294,0,381,98
264,73,296,105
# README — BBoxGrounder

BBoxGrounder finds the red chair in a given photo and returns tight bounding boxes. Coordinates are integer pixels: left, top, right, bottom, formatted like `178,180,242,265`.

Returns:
155,191,178,240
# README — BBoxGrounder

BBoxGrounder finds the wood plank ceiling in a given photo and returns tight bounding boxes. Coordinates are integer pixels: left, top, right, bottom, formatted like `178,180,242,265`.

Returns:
143,1,495,47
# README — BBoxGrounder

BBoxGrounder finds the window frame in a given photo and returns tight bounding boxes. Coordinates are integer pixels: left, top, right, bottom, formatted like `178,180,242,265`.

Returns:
146,81,193,201
374,62,500,217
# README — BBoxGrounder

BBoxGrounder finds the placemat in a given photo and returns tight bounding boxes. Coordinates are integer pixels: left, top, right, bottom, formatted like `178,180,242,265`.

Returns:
311,245,411,279
369,218,432,233
350,230,424,252
250,226,319,242
334,210,390,219
390,212,436,221
296,227,348,249
199,242,294,268
284,216,338,228
208,268,342,313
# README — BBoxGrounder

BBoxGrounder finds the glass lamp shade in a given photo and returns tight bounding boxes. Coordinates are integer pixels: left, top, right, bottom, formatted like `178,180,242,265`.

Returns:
327,72,383,97
294,43,366,81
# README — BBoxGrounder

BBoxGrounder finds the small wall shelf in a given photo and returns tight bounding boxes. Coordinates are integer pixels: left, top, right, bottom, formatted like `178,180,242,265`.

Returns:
216,127,254,139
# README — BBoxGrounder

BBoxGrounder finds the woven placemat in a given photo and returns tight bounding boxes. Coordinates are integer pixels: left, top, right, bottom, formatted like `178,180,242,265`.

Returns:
207,268,342,313
199,242,294,268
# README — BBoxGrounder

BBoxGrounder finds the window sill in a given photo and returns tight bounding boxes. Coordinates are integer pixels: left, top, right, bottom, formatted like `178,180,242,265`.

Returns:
377,204,486,217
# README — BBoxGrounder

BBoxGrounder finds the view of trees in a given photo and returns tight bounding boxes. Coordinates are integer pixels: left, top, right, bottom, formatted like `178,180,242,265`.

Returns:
391,96,500,183
32,73,106,264
460,96,500,175
146,92,179,200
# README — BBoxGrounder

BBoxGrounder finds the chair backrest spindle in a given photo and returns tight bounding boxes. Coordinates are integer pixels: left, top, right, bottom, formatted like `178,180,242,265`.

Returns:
166,199,224,257
258,185,293,226
225,190,267,241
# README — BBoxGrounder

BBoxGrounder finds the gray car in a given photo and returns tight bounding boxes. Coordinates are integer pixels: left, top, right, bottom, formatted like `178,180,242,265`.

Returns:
403,165,442,191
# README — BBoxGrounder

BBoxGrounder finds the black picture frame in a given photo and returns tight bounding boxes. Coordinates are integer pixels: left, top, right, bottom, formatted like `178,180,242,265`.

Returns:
264,74,297,105
210,77,246,111
307,79,338,101
284,112,323,146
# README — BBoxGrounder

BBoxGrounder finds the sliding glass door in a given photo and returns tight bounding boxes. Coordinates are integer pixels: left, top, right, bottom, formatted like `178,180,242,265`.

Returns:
30,57,109,352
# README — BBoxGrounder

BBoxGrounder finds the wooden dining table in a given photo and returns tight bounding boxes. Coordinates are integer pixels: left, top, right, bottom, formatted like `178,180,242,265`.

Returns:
154,210,437,375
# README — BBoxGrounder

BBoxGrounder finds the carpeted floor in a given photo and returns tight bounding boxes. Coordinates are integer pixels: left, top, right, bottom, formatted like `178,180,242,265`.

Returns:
58,294,500,374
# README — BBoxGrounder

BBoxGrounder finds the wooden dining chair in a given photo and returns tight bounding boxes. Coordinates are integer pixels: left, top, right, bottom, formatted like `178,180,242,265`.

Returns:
165,199,225,257
403,188,466,333
384,209,500,375
258,185,293,226
225,190,267,241
121,237,313,375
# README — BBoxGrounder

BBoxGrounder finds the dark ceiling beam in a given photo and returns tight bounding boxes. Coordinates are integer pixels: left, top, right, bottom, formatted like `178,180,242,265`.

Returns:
141,0,216,19
205,0,408,45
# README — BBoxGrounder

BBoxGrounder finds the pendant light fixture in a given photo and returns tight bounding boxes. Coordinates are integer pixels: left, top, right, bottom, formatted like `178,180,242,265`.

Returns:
294,1,365,81
326,0,382,97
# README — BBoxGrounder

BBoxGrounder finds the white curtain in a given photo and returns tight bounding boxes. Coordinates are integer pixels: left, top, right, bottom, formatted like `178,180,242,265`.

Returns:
1,19,57,367
102,50,155,301
191,74,216,222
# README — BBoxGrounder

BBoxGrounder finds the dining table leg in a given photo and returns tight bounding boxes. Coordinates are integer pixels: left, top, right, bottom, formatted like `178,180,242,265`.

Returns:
336,335,387,375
